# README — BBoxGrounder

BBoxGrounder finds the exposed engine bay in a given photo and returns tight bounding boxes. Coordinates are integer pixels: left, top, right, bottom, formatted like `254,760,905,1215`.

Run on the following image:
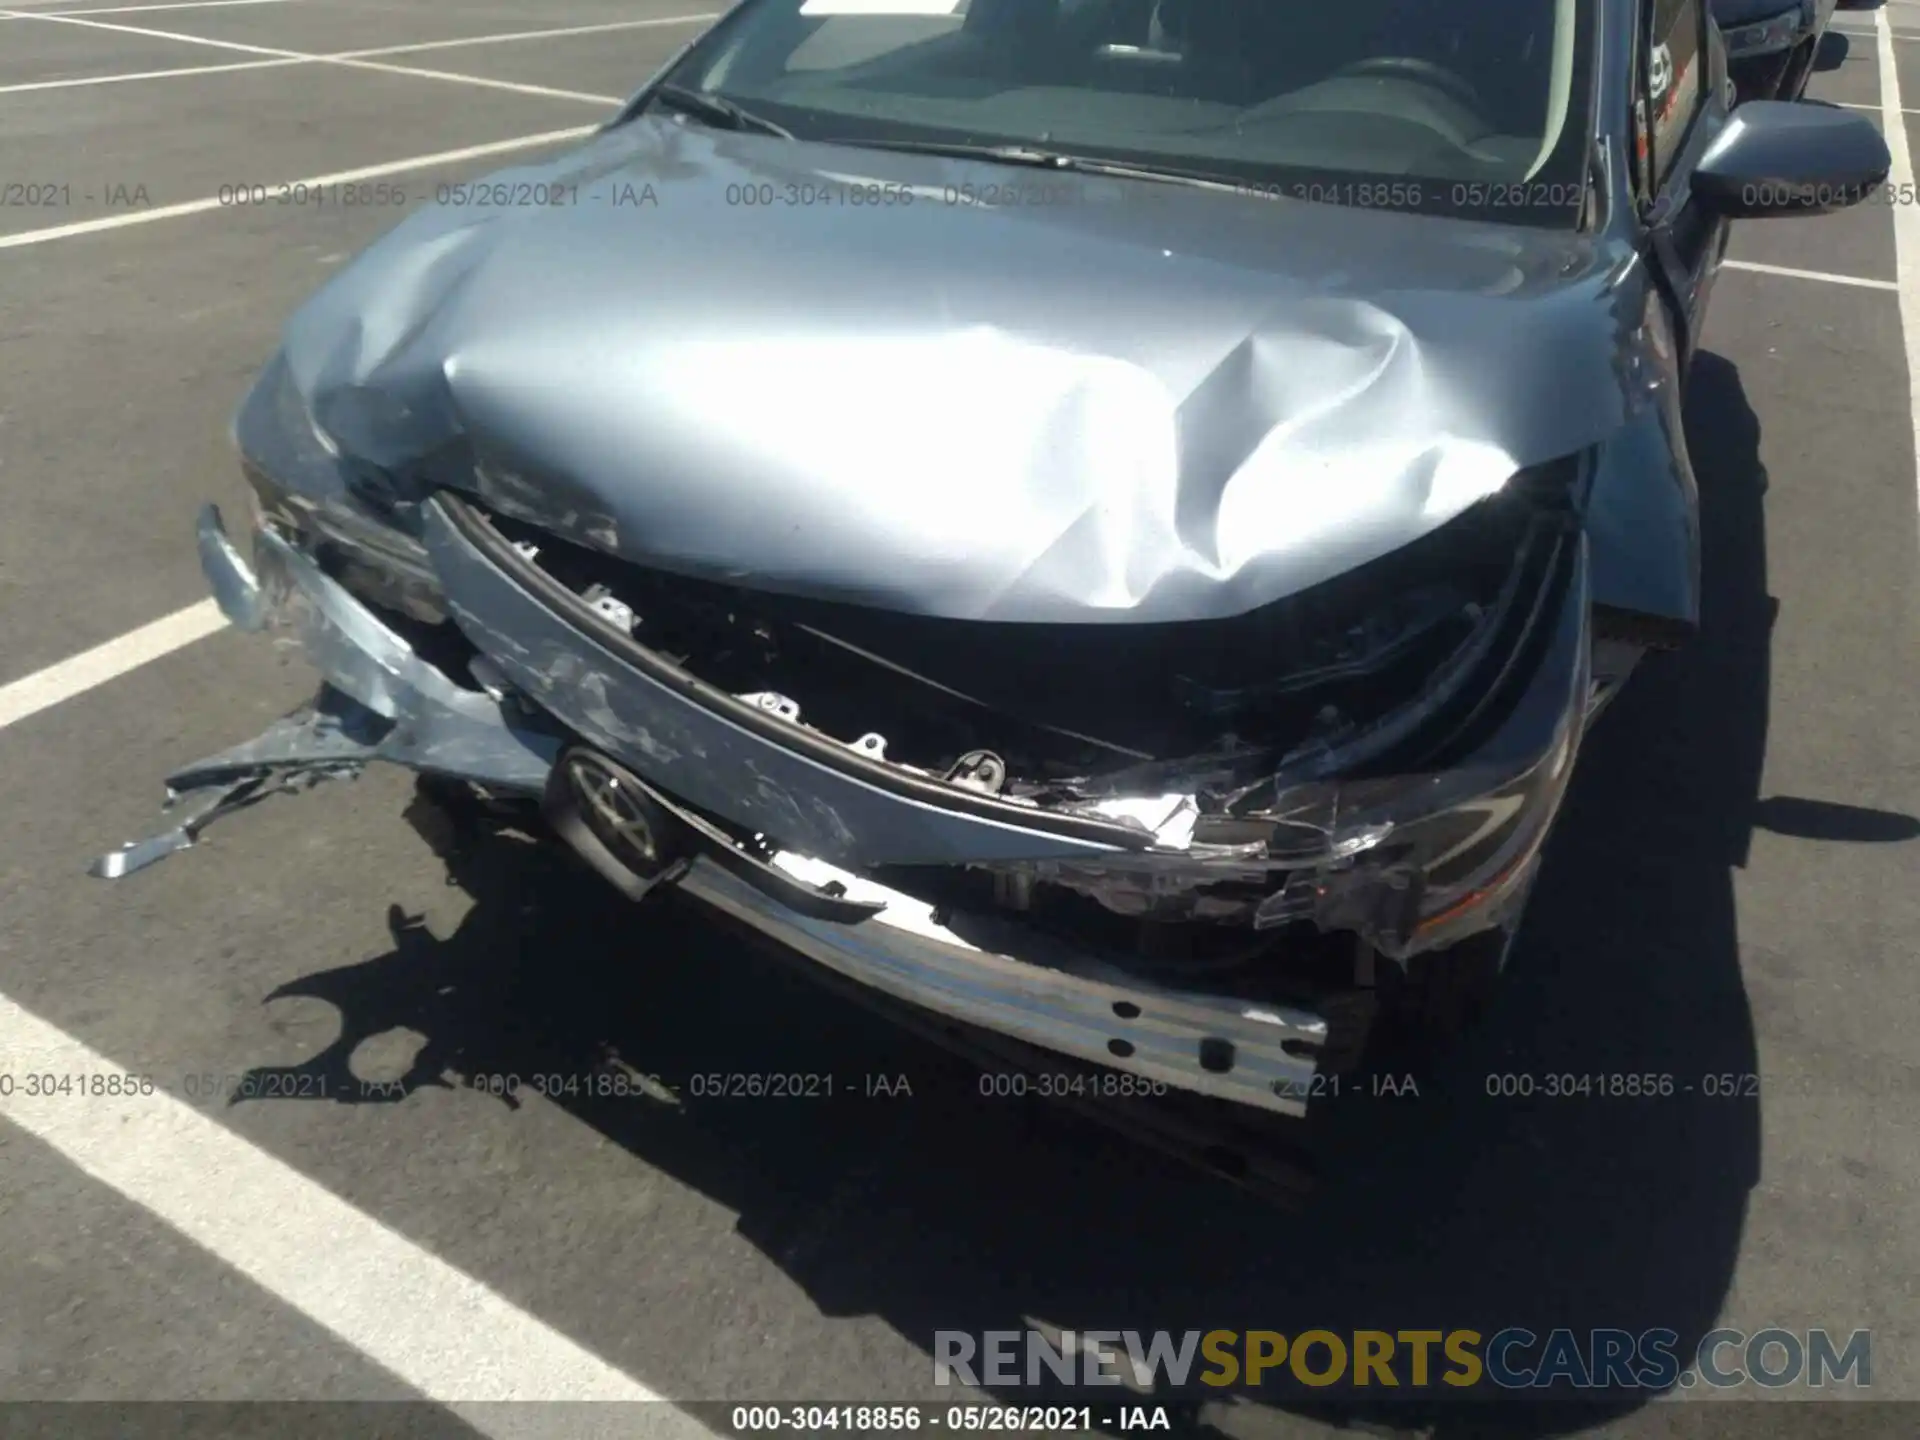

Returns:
452,463,1578,948
480,490,1533,788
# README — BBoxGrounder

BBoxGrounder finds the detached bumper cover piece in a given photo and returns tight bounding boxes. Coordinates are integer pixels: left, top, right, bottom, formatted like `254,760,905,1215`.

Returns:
90,505,563,879
202,503,559,791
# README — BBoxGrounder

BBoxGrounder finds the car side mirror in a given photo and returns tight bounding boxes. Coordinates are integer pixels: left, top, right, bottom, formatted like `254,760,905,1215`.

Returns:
1692,100,1892,218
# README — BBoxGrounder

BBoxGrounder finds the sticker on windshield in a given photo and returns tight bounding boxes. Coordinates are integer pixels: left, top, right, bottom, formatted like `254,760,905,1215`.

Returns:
798,0,964,13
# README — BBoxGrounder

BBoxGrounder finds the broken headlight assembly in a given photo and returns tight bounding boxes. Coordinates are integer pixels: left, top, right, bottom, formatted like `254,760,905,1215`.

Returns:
977,507,1590,962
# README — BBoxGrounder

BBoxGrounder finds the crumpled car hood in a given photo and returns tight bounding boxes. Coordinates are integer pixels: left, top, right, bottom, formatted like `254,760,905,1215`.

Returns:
273,115,1641,623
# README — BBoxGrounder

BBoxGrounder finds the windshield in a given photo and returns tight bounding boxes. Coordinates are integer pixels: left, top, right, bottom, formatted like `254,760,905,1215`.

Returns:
660,0,1594,225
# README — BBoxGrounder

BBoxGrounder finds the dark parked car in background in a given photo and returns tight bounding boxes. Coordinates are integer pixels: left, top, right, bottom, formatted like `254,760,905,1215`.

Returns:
98,0,1889,1185
1711,0,1838,101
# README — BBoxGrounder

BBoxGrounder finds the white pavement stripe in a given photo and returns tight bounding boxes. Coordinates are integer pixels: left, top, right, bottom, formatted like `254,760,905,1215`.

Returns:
0,14,713,94
1834,24,1920,40
59,0,302,13
1876,5,1920,535
0,994,712,1434
0,601,226,732
1721,258,1901,291
0,7,621,105
329,54,619,105
0,5,304,54
0,54,302,93
336,14,717,58
1832,99,1919,119
0,125,594,249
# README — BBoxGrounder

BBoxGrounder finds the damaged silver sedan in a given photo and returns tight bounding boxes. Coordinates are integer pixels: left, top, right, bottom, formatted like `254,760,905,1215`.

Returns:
100,0,1887,1124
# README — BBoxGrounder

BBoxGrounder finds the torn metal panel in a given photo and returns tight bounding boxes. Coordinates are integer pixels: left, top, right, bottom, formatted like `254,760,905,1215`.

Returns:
90,696,373,880
91,504,570,882
199,503,559,792
87,673,562,882
91,774,303,880
165,689,388,790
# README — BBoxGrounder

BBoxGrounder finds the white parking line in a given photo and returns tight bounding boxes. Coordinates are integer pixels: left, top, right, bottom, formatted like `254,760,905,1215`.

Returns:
0,601,226,732
338,15,719,58
0,55,301,93
0,124,594,249
1875,5,1920,530
0,994,713,1434
332,55,619,106
1721,258,1902,291
0,7,625,103
58,0,303,13
1833,98,1919,119
0,13,713,96
0,5,352,54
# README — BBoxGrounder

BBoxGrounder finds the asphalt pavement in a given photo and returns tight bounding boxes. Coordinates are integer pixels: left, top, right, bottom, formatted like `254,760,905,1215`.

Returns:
0,1,1916,1437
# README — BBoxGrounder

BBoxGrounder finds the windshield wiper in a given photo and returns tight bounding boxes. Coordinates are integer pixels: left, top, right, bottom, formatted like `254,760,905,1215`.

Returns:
824,138,1245,192
648,84,793,139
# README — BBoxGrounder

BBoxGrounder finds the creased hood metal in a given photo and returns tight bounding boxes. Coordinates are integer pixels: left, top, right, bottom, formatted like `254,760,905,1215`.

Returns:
270,116,1643,623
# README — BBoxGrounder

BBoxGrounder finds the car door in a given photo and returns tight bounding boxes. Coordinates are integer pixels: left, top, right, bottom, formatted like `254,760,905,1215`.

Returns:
1634,0,1730,371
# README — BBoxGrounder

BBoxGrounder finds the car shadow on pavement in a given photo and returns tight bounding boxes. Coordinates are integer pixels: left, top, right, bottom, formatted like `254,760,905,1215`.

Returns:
232,353,1777,1437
